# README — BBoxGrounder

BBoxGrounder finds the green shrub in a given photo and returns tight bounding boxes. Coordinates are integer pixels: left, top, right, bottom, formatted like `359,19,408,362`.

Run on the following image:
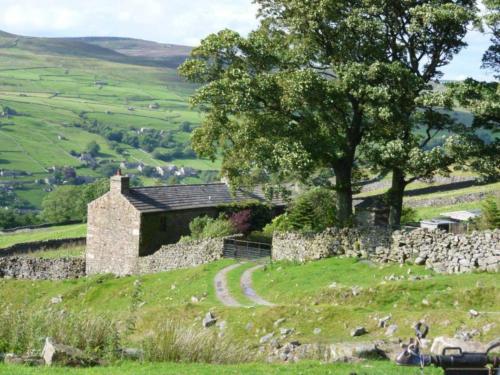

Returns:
476,195,500,229
262,213,293,235
264,188,336,234
400,206,418,225
185,215,237,241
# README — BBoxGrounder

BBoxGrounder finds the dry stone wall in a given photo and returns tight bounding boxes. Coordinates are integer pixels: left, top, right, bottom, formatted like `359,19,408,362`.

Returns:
0,257,85,280
273,228,499,274
135,237,225,274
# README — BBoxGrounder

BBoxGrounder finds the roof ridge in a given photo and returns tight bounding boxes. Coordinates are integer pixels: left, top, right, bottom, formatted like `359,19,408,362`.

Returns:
129,182,226,190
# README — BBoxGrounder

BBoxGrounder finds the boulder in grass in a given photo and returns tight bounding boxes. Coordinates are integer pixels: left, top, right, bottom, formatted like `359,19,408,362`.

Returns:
351,326,367,337
430,337,487,355
326,342,384,362
118,348,144,361
260,332,275,344
4,353,44,366
385,324,398,337
202,312,217,328
42,337,97,367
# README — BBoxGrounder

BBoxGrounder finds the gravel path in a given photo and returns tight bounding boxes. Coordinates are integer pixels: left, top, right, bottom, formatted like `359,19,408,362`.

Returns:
240,264,275,307
214,263,245,307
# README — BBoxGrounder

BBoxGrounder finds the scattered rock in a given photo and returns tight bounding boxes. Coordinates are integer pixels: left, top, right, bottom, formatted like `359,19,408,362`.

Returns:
202,312,217,328
190,296,199,303
455,329,480,342
482,323,495,333
260,332,275,344
274,318,286,327
325,342,383,362
217,320,227,331
351,286,362,296
328,282,339,289
421,298,430,306
42,337,97,367
378,315,391,328
430,337,487,355
385,324,398,337
415,256,426,265
245,322,254,331
4,353,44,366
351,326,367,337
50,295,63,304
280,328,294,336
469,309,480,318
313,328,322,335
269,338,281,349
118,348,144,361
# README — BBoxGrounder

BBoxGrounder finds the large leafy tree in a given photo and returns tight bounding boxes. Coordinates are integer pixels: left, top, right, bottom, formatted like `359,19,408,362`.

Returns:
360,0,479,226
180,1,479,226
180,1,425,225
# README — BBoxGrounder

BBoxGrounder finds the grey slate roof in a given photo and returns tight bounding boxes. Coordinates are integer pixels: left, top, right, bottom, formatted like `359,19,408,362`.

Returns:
124,183,286,213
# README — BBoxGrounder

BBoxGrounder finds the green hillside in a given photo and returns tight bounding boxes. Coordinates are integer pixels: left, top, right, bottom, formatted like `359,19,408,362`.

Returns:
0,31,218,209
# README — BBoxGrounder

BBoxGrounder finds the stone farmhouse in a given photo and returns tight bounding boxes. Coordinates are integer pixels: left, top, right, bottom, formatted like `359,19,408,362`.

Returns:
86,173,285,275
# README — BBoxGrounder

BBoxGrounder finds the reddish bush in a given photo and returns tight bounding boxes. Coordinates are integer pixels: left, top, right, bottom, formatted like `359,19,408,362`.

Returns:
229,209,253,235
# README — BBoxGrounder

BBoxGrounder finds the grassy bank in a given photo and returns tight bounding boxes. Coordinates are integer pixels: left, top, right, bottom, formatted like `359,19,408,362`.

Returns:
0,257,498,350
0,224,87,249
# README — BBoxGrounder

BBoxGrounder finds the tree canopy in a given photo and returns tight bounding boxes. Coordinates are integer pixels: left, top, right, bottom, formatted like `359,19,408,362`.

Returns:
180,0,491,227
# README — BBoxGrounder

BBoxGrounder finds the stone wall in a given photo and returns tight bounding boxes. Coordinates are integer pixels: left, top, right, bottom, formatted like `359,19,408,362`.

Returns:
0,257,85,280
136,237,225,274
272,228,499,274
0,237,86,257
405,190,500,208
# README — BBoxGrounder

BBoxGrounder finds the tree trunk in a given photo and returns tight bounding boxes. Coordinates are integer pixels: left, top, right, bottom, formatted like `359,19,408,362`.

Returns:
333,163,353,227
388,168,406,227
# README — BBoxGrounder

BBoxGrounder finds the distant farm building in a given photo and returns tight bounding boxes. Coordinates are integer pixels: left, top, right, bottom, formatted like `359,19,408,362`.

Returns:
421,210,481,232
86,174,285,275
354,197,390,226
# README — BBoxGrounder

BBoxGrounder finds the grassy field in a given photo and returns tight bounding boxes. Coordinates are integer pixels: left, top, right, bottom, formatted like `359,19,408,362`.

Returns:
414,201,483,220
0,360,441,374
0,223,86,248
0,258,497,345
0,256,497,372
0,40,218,209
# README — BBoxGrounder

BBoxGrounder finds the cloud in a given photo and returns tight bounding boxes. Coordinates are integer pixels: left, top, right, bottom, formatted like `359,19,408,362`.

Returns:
0,0,495,80
0,0,259,45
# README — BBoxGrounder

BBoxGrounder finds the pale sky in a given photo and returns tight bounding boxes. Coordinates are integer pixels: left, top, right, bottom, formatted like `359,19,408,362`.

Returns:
0,0,496,81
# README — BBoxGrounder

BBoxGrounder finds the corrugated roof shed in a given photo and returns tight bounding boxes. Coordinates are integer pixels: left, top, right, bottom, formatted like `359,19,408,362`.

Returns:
124,183,286,213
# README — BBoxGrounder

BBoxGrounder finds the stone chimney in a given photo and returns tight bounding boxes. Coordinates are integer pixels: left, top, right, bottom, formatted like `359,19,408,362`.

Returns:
110,169,129,194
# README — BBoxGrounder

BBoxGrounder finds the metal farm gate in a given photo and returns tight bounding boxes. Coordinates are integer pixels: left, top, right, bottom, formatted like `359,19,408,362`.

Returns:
223,238,272,261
